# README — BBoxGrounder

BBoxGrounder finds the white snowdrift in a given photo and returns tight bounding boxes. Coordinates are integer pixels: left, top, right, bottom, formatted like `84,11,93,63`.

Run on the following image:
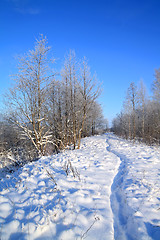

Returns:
0,133,160,240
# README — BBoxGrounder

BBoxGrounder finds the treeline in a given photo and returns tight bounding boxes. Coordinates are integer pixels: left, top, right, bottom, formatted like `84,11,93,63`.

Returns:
112,72,160,144
0,35,107,161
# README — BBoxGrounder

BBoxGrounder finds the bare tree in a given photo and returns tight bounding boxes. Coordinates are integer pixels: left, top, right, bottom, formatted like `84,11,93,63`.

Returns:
126,82,137,139
112,78,160,144
77,57,101,148
151,68,160,142
4,39,104,157
152,68,160,103
5,35,54,156
47,80,64,152
113,82,138,140
137,80,148,140
85,101,105,136
61,50,79,149
61,54,101,149
123,96,132,139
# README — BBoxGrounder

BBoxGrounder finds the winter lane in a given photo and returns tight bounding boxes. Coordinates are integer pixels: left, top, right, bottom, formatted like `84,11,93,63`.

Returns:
57,134,121,240
107,134,134,240
0,134,120,240
1,134,159,239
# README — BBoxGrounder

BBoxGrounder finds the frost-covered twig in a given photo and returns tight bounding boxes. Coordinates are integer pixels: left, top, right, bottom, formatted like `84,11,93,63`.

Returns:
80,216,100,239
63,160,80,180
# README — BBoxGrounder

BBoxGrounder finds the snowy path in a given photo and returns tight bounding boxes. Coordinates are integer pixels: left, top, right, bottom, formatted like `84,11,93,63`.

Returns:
0,134,120,240
0,134,160,239
108,134,160,240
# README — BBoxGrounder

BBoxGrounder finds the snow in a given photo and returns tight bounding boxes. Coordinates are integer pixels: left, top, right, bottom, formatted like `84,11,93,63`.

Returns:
0,133,160,239
108,134,160,240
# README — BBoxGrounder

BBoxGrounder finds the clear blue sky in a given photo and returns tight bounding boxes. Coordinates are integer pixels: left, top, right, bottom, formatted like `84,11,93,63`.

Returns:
1,0,160,124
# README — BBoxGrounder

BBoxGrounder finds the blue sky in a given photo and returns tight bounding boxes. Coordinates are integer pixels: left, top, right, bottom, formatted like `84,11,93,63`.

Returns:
1,0,160,124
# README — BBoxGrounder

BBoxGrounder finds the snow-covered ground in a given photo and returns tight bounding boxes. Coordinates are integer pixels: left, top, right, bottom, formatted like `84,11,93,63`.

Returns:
107,134,160,240
0,133,160,239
